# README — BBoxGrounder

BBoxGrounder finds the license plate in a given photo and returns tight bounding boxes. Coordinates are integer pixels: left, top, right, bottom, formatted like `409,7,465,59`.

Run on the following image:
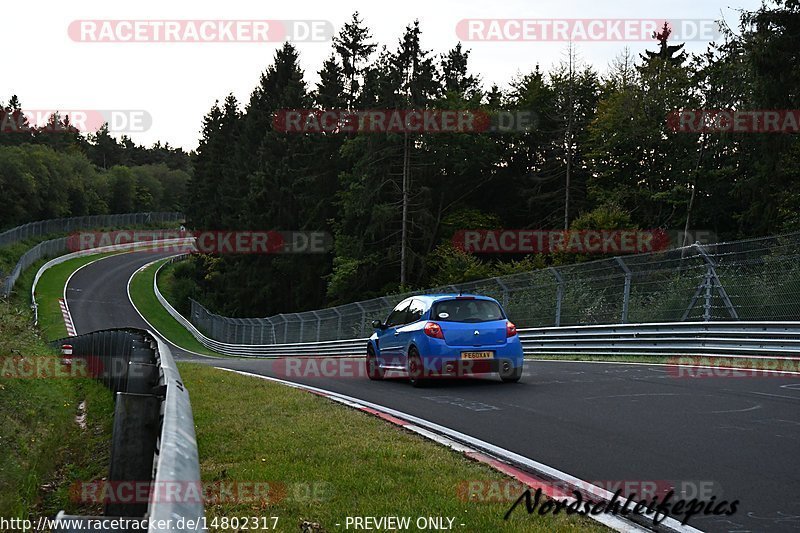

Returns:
461,351,494,360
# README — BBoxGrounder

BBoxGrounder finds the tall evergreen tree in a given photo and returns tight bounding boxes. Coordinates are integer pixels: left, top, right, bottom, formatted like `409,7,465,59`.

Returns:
333,12,377,108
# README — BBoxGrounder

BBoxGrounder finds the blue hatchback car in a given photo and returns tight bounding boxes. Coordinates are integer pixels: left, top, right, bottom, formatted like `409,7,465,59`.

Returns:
366,294,524,386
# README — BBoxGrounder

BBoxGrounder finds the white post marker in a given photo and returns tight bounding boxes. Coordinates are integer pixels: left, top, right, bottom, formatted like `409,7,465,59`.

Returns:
61,344,73,365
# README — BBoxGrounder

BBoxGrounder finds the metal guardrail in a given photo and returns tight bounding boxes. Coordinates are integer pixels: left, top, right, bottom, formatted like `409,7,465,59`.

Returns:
1,212,184,298
152,258,800,359
518,321,800,359
0,212,183,247
153,256,364,357
2,237,69,297
184,231,800,345
31,237,194,325
52,329,205,533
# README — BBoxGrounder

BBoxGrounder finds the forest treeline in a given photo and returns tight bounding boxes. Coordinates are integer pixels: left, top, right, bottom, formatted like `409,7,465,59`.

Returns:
0,101,192,228
3,1,798,318
181,1,799,317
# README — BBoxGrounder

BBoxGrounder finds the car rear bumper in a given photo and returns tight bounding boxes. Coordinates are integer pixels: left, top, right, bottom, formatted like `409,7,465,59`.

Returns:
414,337,524,376
435,357,518,376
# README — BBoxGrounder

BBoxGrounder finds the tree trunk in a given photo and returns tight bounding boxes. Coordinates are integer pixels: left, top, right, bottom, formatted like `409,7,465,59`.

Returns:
400,131,410,286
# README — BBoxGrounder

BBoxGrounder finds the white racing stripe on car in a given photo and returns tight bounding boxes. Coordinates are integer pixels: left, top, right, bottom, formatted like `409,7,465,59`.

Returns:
216,367,699,533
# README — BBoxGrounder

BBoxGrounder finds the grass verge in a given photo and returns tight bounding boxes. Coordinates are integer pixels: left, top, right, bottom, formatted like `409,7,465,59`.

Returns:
0,233,181,521
0,299,114,519
129,259,222,357
32,253,119,341
179,363,608,532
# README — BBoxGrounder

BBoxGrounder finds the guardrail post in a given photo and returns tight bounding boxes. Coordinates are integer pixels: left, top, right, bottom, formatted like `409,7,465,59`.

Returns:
615,257,632,324
549,267,563,327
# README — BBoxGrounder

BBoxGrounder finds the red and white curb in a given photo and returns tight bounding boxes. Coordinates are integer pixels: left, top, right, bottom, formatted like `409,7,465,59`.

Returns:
216,368,700,533
58,298,77,336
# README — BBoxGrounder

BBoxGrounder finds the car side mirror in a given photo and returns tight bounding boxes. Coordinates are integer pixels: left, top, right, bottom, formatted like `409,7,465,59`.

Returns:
371,319,386,330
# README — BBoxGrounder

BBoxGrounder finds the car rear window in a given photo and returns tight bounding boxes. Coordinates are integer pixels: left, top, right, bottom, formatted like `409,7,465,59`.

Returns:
431,299,505,323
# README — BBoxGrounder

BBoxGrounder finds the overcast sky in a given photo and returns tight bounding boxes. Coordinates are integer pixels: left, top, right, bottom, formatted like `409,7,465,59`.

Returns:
6,0,762,150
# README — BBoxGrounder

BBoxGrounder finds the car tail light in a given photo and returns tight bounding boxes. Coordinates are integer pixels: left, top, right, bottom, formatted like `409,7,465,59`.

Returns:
424,321,445,339
506,321,517,337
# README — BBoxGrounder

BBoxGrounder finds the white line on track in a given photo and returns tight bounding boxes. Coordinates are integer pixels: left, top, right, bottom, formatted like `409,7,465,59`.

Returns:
215,367,703,533
61,254,119,337
126,257,222,359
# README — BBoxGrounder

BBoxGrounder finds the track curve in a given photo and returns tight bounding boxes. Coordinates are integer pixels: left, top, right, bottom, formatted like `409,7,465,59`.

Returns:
66,251,800,532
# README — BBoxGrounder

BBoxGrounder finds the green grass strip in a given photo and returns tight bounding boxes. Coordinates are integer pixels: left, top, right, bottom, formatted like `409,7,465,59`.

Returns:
33,253,119,341
179,363,607,532
129,259,222,357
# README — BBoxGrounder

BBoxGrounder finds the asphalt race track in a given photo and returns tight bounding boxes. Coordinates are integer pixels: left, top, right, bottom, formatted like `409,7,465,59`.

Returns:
67,251,800,533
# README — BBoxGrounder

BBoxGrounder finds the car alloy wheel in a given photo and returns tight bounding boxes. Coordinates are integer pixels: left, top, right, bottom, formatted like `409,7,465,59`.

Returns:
366,346,384,380
407,348,426,388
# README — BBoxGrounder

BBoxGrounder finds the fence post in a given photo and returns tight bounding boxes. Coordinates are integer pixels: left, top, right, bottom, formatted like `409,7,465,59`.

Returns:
694,243,739,320
269,317,277,344
549,267,563,327
356,302,366,337
312,311,322,342
297,313,304,343
496,278,509,308
703,268,713,321
333,308,343,340
615,257,632,324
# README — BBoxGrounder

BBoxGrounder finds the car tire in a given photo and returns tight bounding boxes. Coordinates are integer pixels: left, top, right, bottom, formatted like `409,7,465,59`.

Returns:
366,346,384,380
407,348,427,388
500,364,523,383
